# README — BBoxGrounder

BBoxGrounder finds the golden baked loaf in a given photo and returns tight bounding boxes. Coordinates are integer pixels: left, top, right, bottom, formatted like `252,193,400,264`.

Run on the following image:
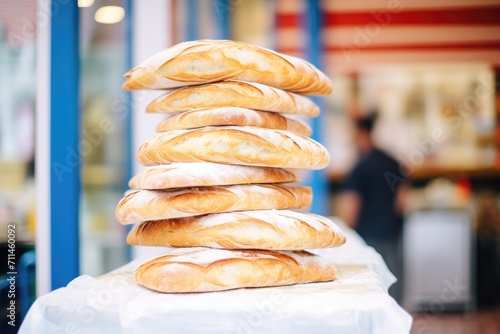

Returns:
116,184,312,224
123,39,332,95
129,163,298,190
137,126,330,169
134,248,337,293
146,81,319,117
156,107,312,136
127,210,346,250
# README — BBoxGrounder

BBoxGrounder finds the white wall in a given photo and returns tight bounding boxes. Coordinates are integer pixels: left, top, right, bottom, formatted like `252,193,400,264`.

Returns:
35,0,51,296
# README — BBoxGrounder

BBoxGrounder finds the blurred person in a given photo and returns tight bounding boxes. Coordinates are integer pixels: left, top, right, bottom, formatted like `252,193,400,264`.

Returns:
337,112,407,302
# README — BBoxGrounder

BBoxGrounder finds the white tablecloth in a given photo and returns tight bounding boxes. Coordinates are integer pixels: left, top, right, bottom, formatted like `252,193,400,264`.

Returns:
20,222,412,333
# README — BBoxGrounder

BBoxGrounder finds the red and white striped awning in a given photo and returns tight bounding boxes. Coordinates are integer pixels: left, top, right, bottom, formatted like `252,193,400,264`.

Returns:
322,0,500,74
275,0,500,75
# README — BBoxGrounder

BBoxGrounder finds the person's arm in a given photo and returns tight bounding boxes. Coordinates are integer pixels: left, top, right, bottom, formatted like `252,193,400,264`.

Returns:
336,191,361,229
394,182,410,215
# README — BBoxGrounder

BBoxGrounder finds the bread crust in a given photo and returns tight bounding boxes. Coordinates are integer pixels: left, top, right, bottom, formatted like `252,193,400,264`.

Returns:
134,248,336,293
156,107,312,136
127,210,346,250
129,163,298,190
137,126,330,169
123,39,332,95
116,185,312,225
146,81,319,117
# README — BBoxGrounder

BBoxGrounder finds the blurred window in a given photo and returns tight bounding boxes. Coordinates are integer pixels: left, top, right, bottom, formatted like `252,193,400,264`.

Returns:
79,1,128,276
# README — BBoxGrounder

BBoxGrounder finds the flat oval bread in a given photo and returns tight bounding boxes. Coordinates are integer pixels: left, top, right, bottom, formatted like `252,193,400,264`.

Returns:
137,126,330,170
127,210,346,250
123,39,332,95
156,107,312,136
134,248,336,293
129,163,298,190
116,185,311,225
146,81,319,117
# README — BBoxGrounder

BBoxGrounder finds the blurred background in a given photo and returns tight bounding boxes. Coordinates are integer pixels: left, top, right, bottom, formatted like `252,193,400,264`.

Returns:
0,0,499,332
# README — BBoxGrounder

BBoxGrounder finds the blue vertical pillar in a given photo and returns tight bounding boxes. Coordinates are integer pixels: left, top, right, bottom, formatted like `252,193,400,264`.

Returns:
186,0,199,40
212,0,230,39
305,0,329,215
219,0,230,39
50,0,80,289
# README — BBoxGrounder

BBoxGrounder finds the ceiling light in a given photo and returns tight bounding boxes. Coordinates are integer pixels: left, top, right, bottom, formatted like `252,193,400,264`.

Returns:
78,0,95,7
94,6,125,24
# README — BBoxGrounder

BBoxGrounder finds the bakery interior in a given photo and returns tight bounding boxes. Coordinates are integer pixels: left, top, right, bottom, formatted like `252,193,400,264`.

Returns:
1,0,500,333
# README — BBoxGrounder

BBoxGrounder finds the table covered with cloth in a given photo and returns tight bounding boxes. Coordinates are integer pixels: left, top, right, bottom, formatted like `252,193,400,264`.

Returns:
19,222,412,333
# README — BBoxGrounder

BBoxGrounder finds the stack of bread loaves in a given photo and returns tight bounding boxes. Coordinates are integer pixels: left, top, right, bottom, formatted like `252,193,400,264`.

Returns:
116,40,346,293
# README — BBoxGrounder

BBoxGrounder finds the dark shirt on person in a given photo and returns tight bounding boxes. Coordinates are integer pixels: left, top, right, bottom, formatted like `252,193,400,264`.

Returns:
342,148,403,241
